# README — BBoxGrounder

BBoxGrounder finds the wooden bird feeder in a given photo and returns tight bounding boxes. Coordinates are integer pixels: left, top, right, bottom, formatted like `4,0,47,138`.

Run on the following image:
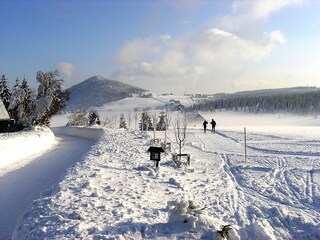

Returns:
147,146,164,168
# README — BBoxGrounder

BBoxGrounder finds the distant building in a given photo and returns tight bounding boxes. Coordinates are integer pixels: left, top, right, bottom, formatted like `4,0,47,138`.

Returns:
0,99,11,132
165,99,184,111
187,112,206,128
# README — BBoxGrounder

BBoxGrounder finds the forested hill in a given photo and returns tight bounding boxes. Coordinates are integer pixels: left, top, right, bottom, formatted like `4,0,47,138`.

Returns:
188,87,320,114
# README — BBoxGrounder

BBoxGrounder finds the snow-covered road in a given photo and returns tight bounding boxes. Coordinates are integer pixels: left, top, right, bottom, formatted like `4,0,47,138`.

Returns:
0,128,99,240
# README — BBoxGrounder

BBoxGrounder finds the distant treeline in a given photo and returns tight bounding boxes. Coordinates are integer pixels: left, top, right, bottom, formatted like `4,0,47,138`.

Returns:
187,90,320,114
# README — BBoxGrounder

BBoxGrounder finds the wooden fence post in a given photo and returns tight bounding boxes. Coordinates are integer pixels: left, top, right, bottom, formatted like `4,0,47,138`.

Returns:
244,127,247,162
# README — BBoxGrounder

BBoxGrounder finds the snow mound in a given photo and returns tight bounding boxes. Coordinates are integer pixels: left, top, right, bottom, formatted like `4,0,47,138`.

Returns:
167,198,240,240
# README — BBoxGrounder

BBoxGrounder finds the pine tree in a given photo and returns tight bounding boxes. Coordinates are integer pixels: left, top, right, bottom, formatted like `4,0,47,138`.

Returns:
88,110,100,125
9,78,36,129
20,78,36,127
139,111,153,131
156,111,166,131
8,78,21,124
119,113,127,129
0,74,12,110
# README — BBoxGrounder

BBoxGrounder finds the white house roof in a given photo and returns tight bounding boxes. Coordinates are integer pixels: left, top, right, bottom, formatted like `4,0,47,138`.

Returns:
0,99,10,120
187,112,206,122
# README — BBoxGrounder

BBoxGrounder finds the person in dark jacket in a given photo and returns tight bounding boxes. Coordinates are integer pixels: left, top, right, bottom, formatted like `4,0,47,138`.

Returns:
203,120,208,133
210,119,216,133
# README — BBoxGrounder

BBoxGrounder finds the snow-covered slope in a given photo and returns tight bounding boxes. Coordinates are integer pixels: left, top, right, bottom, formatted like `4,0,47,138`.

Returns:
13,124,320,239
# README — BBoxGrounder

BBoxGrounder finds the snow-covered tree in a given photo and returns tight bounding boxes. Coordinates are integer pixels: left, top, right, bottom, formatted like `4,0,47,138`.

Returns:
8,78,36,129
156,111,166,131
88,110,100,125
103,116,112,128
0,74,12,110
134,111,138,130
67,109,88,126
9,78,21,121
151,111,157,140
139,110,153,131
164,109,171,145
174,112,188,156
127,111,132,130
119,113,127,129
33,71,69,126
20,78,36,125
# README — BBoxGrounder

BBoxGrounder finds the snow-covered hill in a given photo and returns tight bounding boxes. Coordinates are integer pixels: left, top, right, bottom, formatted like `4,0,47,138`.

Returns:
10,121,320,239
66,75,147,109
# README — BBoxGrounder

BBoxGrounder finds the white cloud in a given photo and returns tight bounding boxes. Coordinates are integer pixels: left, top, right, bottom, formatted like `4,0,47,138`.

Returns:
116,38,160,65
112,27,286,93
57,62,75,78
220,0,306,35
111,0,307,94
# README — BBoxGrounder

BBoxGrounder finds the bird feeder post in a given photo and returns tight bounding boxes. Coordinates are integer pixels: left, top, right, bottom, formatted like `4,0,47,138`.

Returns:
147,146,165,169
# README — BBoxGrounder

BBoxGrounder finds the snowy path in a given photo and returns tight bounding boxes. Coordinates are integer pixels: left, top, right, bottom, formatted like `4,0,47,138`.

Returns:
0,130,97,240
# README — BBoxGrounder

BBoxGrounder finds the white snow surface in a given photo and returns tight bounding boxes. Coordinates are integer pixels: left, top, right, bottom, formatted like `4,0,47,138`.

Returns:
11,122,320,239
1,94,320,239
0,127,55,172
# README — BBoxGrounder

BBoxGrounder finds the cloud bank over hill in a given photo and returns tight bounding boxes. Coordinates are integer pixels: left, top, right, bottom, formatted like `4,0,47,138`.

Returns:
112,0,306,94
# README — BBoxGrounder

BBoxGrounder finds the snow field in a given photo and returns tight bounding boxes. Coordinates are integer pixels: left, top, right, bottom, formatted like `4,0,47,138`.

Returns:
13,125,320,239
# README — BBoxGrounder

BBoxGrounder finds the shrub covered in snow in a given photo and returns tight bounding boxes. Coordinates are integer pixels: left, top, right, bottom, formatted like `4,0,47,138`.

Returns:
166,198,240,240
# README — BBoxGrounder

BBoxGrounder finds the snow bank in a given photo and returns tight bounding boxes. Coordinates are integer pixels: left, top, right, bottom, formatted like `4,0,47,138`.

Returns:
51,126,104,140
0,127,55,169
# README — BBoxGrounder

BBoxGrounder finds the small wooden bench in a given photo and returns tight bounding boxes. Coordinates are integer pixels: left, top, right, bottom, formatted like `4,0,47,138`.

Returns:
172,153,190,167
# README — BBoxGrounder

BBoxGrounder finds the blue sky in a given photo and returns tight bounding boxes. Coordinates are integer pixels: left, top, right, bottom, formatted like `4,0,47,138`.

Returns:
1,0,320,94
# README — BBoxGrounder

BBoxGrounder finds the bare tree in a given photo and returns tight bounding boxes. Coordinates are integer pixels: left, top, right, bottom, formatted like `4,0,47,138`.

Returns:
151,110,157,141
112,114,118,128
104,116,112,128
164,109,171,145
134,111,138,131
127,111,132,130
174,112,187,156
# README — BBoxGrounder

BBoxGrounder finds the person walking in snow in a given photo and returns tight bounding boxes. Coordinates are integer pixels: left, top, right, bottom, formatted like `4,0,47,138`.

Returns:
210,119,216,133
203,120,208,133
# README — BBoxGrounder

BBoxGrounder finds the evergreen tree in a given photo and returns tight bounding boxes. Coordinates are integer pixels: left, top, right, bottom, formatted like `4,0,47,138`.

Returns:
119,113,127,129
88,110,100,125
9,78,36,129
8,78,21,124
21,78,36,123
139,110,153,131
156,111,166,131
0,74,12,110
